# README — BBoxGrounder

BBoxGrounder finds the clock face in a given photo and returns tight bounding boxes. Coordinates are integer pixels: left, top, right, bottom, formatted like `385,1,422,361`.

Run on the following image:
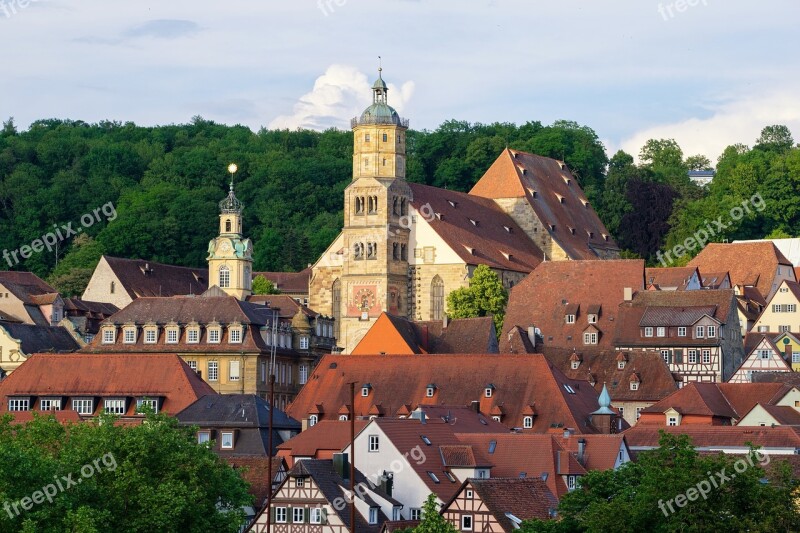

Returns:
219,241,231,253
355,288,376,310
349,285,380,318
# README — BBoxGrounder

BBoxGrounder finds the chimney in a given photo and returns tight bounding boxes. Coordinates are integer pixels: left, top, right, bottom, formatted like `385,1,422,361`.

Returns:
623,287,633,302
443,314,449,328
471,400,480,413
527,326,537,348
577,438,586,465
333,452,349,481
301,418,309,431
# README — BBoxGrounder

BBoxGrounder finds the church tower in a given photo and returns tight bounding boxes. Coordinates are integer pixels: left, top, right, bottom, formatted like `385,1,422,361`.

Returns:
338,67,412,351
207,164,253,299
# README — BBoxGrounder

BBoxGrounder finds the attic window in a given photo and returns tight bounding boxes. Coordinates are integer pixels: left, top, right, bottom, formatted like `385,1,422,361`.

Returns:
503,225,512,233
444,471,457,483
582,199,589,208
558,162,566,170
447,200,458,208
516,164,526,175
568,227,576,235
435,212,443,220
361,384,372,397
571,360,580,370
527,188,537,198
484,386,494,398
469,218,479,227
427,472,440,484
556,194,565,204
488,440,497,454
426,384,436,397
587,231,594,239
565,314,575,324
563,176,571,185
618,360,626,370
563,384,576,394
602,234,609,242
549,224,556,232
630,382,639,391
421,435,432,446
511,150,518,158
463,245,476,255
501,252,513,261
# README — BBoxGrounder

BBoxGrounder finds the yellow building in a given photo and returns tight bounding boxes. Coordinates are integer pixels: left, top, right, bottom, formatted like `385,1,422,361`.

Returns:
752,280,800,334
207,171,253,299
309,69,619,352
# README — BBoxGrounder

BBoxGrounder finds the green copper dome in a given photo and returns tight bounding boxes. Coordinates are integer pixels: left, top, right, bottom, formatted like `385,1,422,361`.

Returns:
352,68,409,128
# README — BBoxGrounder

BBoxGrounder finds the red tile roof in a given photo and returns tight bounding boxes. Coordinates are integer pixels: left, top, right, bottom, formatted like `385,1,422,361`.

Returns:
645,266,699,290
624,425,800,450
742,403,800,426
688,243,793,300
226,456,285,507
7,410,82,424
450,478,558,527
639,382,794,421
408,182,543,273
0,353,216,417
252,268,311,295
543,347,678,402
501,260,645,352
287,354,606,433
470,149,619,259
277,420,369,457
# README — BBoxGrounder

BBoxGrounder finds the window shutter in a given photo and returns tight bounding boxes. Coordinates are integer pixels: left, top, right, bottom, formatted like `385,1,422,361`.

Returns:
270,507,275,522
674,349,683,364
321,507,328,524
305,507,310,523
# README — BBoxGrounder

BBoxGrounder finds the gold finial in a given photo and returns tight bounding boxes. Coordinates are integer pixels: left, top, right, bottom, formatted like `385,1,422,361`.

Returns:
227,163,238,190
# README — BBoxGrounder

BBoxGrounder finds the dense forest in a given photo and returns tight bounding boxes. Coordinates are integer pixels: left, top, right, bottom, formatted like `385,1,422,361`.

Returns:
0,116,796,296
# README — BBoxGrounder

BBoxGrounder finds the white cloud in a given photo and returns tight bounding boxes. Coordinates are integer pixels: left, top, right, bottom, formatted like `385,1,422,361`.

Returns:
268,65,415,130
620,88,800,164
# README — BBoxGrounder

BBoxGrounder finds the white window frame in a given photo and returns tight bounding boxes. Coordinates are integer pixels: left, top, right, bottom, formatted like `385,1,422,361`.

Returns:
310,507,322,524
566,314,575,324
523,416,533,429
208,328,221,344
369,508,378,525
461,515,473,531
630,381,639,391
229,360,240,381
104,398,126,415
72,398,94,415
293,507,305,523
656,327,666,337
584,332,597,345
197,431,210,444
123,328,136,344
567,475,577,491
668,416,678,426
426,387,435,397
644,327,653,337
368,435,379,452
187,328,199,344
485,387,493,398
8,398,30,411
39,397,61,411
299,364,308,385
410,509,421,520
309,414,318,426
758,349,771,360
166,328,179,344
275,507,287,524
102,328,115,344
696,325,705,338
136,398,158,414
144,328,157,344
688,349,698,364
208,361,219,381
707,325,716,337
300,336,309,350
678,327,687,337
221,431,234,449
229,328,242,344
702,350,711,364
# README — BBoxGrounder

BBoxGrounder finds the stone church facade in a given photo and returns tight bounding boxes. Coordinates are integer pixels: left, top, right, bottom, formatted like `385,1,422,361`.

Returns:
310,69,619,353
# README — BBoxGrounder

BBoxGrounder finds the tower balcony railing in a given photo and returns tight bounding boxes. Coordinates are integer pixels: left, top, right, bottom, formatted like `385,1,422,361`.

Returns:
351,116,410,129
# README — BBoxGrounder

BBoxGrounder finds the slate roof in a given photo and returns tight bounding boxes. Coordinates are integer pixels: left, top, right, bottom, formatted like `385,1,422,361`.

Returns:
63,298,119,317
0,322,80,355
500,259,645,351
454,478,558,528
252,268,311,295
688,242,794,300
101,256,208,299
287,354,605,433
543,347,677,402
0,353,216,416
408,182,543,273
246,294,318,318
470,149,619,259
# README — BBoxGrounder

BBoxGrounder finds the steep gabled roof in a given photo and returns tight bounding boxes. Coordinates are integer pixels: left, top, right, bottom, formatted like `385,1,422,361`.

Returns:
457,478,558,528
101,256,208,299
640,382,794,420
0,353,216,416
0,322,80,355
408,182,543,273
688,243,793,300
287,354,604,433
501,260,645,351
277,420,369,457
470,149,619,259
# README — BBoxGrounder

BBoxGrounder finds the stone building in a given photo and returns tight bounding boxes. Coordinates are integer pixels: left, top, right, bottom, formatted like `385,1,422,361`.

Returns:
309,69,618,352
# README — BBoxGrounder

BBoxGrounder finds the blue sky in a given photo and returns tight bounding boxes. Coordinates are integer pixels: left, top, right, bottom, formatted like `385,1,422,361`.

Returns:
1,0,799,161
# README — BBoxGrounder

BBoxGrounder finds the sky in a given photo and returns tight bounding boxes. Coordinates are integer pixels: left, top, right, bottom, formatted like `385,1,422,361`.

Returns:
1,0,799,162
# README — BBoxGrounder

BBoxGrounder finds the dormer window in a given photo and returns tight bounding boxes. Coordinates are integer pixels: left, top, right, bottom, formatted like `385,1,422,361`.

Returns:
362,384,372,397
566,315,575,324
166,326,179,344
617,360,626,370
144,326,157,344
696,326,705,338
228,326,243,344
308,414,318,426
630,382,639,391
644,327,653,337
187,326,200,344
208,326,221,344
426,384,436,397
656,327,666,337
123,327,136,344
571,360,580,370
588,314,597,324
583,332,597,345
101,327,116,344
485,385,495,398
523,416,533,429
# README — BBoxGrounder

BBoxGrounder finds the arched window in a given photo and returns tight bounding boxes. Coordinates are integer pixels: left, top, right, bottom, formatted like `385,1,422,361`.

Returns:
225,219,231,232
400,198,407,216
332,279,341,341
244,266,251,290
431,275,444,320
353,242,364,260
219,265,231,288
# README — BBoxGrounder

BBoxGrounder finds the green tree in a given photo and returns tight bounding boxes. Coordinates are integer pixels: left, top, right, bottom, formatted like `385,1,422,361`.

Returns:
47,234,105,296
252,274,280,295
0,412,252,532
415,493,456,533
520,433,800,533
755,124,794,153
446,264,508,334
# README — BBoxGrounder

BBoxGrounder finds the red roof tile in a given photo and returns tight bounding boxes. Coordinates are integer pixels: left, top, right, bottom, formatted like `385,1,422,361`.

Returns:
501,260,645,352
101,256,208,299
450,478,558,527
624,425,800,450
470,149,619,259
288,354,606,433
645,266,699,290
252,268,311,295
0,353,216,417
277,420,369,457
